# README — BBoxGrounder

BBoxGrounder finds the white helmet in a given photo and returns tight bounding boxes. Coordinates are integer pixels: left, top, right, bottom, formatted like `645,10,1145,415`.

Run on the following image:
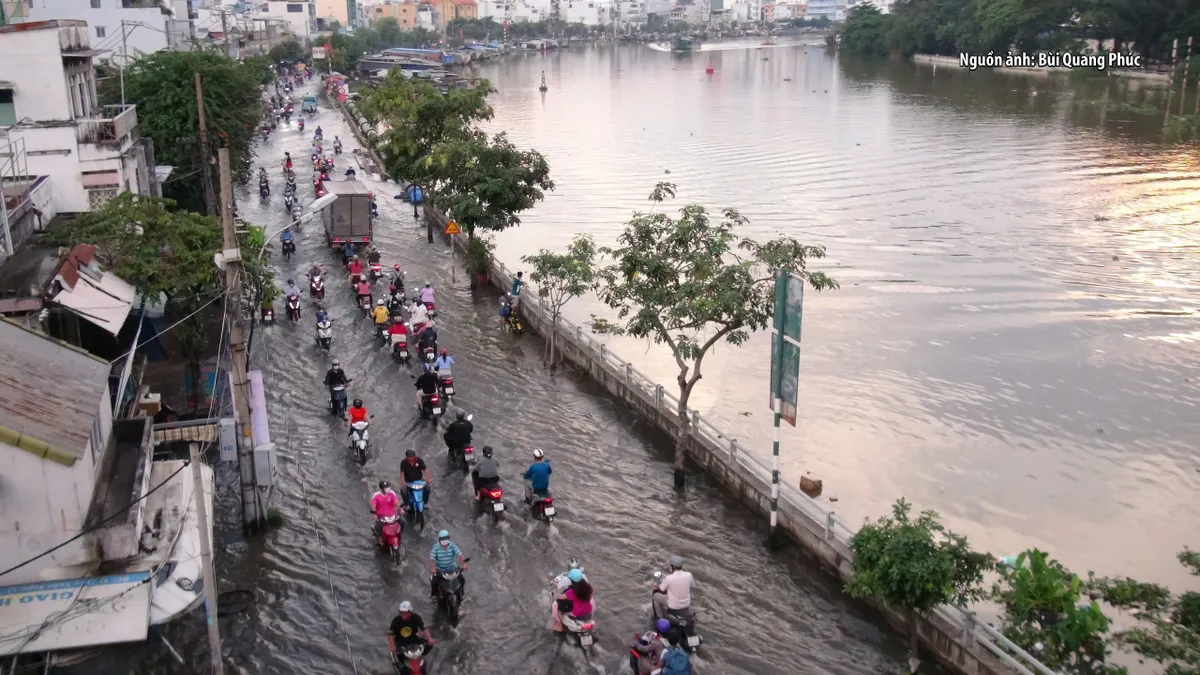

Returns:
377,299,385,306
532,448,544,459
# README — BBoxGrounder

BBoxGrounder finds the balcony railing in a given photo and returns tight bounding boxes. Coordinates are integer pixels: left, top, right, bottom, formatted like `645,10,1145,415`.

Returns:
76,104,139,146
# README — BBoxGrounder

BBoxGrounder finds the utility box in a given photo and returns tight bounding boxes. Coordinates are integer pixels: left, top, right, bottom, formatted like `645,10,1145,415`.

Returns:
218,418,237,462
253,442,278,488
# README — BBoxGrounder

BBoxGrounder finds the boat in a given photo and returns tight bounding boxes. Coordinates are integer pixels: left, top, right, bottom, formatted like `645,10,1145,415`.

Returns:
671,36,695,53
358,53,442,74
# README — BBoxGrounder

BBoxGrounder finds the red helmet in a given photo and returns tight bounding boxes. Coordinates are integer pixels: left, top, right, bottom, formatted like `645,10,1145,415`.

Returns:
393,264,401,270
389,284,397,292
440,349,448,356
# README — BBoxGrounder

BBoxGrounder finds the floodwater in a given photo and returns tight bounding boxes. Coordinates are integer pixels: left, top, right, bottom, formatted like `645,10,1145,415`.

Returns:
473,42,1200,590
68,77,912,674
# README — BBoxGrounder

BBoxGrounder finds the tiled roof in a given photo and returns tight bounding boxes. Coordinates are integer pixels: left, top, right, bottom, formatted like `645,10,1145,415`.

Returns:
0,320,110,464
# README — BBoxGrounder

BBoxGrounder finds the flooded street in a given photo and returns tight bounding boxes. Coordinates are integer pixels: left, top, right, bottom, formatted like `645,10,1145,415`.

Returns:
475,42,1200,588
72,77,910,675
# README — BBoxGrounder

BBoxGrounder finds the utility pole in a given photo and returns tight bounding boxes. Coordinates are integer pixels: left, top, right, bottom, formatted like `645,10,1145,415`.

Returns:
220,10,230,58
218,148,263,532
188,443,224,675
194,74,218,217
119,20,127,105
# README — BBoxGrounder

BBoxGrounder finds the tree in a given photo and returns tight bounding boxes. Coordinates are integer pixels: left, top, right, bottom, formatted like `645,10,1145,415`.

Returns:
993,550,1123,674
1093,549,1200,673
108,51,266,215
434,132,554,237
846,499,993,673
838,5,894,57
590,182,836,486
521,235,596,365
268,38,306,63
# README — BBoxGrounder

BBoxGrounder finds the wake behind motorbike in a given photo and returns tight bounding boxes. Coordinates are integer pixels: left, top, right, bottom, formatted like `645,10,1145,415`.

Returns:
349,418,371,464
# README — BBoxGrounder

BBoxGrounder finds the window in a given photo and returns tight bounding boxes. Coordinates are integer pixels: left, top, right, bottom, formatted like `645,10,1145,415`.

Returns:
0,90,14,126
90,0,101,6
95,26,107,38
286,3,302,10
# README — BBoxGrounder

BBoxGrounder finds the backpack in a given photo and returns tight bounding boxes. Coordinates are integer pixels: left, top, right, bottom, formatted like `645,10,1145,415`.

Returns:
661,647,691,675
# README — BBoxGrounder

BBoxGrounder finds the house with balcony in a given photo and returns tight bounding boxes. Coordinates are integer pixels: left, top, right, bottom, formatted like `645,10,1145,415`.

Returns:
13,0,183,56
0,21,158,216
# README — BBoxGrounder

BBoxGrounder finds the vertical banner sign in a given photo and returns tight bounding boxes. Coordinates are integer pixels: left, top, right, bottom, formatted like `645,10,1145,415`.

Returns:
769,270,804,425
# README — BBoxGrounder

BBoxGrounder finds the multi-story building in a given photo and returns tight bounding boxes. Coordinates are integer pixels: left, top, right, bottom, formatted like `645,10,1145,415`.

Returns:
861,0,892,11
803,0,834,19
563,0,605,25
12,0,185,56
432,0,475,28
256,0,315,41
315,0,350,27
371,0,418,27
0,20,158,215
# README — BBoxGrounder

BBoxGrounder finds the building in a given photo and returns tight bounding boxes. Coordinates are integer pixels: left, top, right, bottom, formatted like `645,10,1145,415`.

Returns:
12,0,183,58
563,0,606,25
803,0,834,19
315,0,350,27
861,0,892,11
257,0,315,42
433,0,475,28
0,21,158,216
371,0,418,28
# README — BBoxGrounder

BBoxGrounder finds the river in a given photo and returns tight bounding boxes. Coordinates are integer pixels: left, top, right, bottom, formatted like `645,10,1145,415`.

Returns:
63,75,913,674
471,41,1200,590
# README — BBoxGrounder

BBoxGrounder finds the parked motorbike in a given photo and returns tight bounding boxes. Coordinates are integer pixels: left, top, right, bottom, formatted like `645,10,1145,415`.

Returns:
310,275,325,300
419,393,443,421
476,482,505,521
286,295,301,321
405,479,427,531
376,514,401,564
315,319,333,350
434,559,469,628
329,383,348,416
349,419,370,464
281,240,296,261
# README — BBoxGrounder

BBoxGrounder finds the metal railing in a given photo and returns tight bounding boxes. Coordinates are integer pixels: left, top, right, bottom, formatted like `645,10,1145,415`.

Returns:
76,104,138,145
482,253,1057,675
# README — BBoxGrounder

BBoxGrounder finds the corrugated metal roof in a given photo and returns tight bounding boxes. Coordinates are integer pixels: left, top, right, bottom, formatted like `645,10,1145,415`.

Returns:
0,320,110,460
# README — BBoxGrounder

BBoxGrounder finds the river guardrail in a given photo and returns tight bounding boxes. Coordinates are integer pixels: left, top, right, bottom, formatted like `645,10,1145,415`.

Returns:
327,86,1059,675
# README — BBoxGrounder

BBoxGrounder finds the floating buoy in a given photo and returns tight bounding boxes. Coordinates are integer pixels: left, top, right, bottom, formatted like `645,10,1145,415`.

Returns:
705,63,714,74
538,70,548,92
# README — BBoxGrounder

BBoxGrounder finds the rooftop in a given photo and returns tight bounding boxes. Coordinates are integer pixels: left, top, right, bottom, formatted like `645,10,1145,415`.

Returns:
0,319,111,464
0,20,87,34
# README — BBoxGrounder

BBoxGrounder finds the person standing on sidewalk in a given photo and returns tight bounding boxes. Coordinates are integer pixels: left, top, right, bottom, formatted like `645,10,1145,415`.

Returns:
510,271,526,312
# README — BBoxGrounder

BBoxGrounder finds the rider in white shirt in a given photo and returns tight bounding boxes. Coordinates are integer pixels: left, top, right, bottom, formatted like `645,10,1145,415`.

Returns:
653,555,694,621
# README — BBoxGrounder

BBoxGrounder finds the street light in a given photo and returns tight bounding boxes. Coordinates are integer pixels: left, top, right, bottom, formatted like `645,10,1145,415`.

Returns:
257,192,338,260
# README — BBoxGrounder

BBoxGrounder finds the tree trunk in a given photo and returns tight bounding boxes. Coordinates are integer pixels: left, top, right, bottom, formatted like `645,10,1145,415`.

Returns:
907,609,920,673
187,357,203,415
673,383,693,487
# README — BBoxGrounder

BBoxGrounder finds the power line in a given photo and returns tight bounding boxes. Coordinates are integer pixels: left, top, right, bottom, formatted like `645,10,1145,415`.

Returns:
106,288,229,365
0,461,191,580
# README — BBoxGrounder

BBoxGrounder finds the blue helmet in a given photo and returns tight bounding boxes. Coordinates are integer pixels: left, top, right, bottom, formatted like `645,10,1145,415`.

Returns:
656,618,671,634
437,529,449,539
567,569,583,583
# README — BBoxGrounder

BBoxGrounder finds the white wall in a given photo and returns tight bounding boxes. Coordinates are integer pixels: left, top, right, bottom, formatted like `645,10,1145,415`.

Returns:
261,1,313,41
19,0,174,62
13,125,145,214
0,28,74,122
0,389,110,585
564,0,606,25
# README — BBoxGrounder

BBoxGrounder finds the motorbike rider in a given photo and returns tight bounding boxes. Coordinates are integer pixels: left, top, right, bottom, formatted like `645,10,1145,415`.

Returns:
354,276,373,309
408,297,429,328
652,555,694,624
417,321,438,352
323,360,350,404
429,530,466,600
284,279,301,303
315,125,323,139
523,449,552,503
279,227,295,251
284,152,292,169
345,167,357,179
308,262,325,282
414,364,439,409
471,446,500,495
387,316,408,343
297,117,304,131
390,264,405,288
370,479,403,539
387,601,434,661
387,285,405,313
553,557,587,593
433,349,454,372
551,569,594,632
419,282,435,306
660,631,692,675
314,303,329,325
400,449,432,508
346,398,369,426
630,621,670,674
371,299,390,336
443,411,473,453
346,255,364,280
341,240,357,264
366,247,382,265
333,135,342,151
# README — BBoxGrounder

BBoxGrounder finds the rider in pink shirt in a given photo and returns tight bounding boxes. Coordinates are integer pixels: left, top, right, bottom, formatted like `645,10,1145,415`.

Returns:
370,480,402,519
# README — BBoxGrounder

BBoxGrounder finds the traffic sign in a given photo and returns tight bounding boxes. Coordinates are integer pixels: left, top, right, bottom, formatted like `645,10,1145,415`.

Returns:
443,220,461,235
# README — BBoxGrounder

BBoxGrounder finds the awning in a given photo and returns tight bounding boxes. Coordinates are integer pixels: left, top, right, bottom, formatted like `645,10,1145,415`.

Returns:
0,572,152,655
154,165,174,183
50,267,136,335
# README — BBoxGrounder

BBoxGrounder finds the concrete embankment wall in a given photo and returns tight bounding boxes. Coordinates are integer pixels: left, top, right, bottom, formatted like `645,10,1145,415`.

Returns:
328,87,1050,675
913,52,1170,82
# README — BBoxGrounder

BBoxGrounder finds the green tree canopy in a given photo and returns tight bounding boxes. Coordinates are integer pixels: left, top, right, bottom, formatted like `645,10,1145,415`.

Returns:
105,51,266,215
590,182,836,485
838,5,894,58
846,498,993,672
521,234,596,364
268,37,306,63
434,132,554,236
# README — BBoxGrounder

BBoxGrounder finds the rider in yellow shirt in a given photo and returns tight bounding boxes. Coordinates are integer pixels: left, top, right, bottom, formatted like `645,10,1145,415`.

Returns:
371,299,390,337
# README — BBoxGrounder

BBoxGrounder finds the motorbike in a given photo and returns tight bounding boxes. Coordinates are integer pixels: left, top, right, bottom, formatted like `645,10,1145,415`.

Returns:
261,127,270,141
651,571,703,651
286,295,301,321
334,141,343,155
560,612,597,649
349,419,370,464
527,487,556,523
390,330,410,364
283,193,295,212
370,262,383,280
261,305,275,325
434,558,470,628
376,514,402,564
374,319,389,341
405,479,427,531
419,392,443,421
476,481,504,521
329,383,348,416
314,130,323,142
281,240,296,261
358,294,372,314
370,201,378,218
420,339,437,364
297,118,305,132
390,642,428,675
310,275,326,300
437,370,455,402
292,202,302,222
259,182,270,200
423,301,437,319
315,319,332,350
